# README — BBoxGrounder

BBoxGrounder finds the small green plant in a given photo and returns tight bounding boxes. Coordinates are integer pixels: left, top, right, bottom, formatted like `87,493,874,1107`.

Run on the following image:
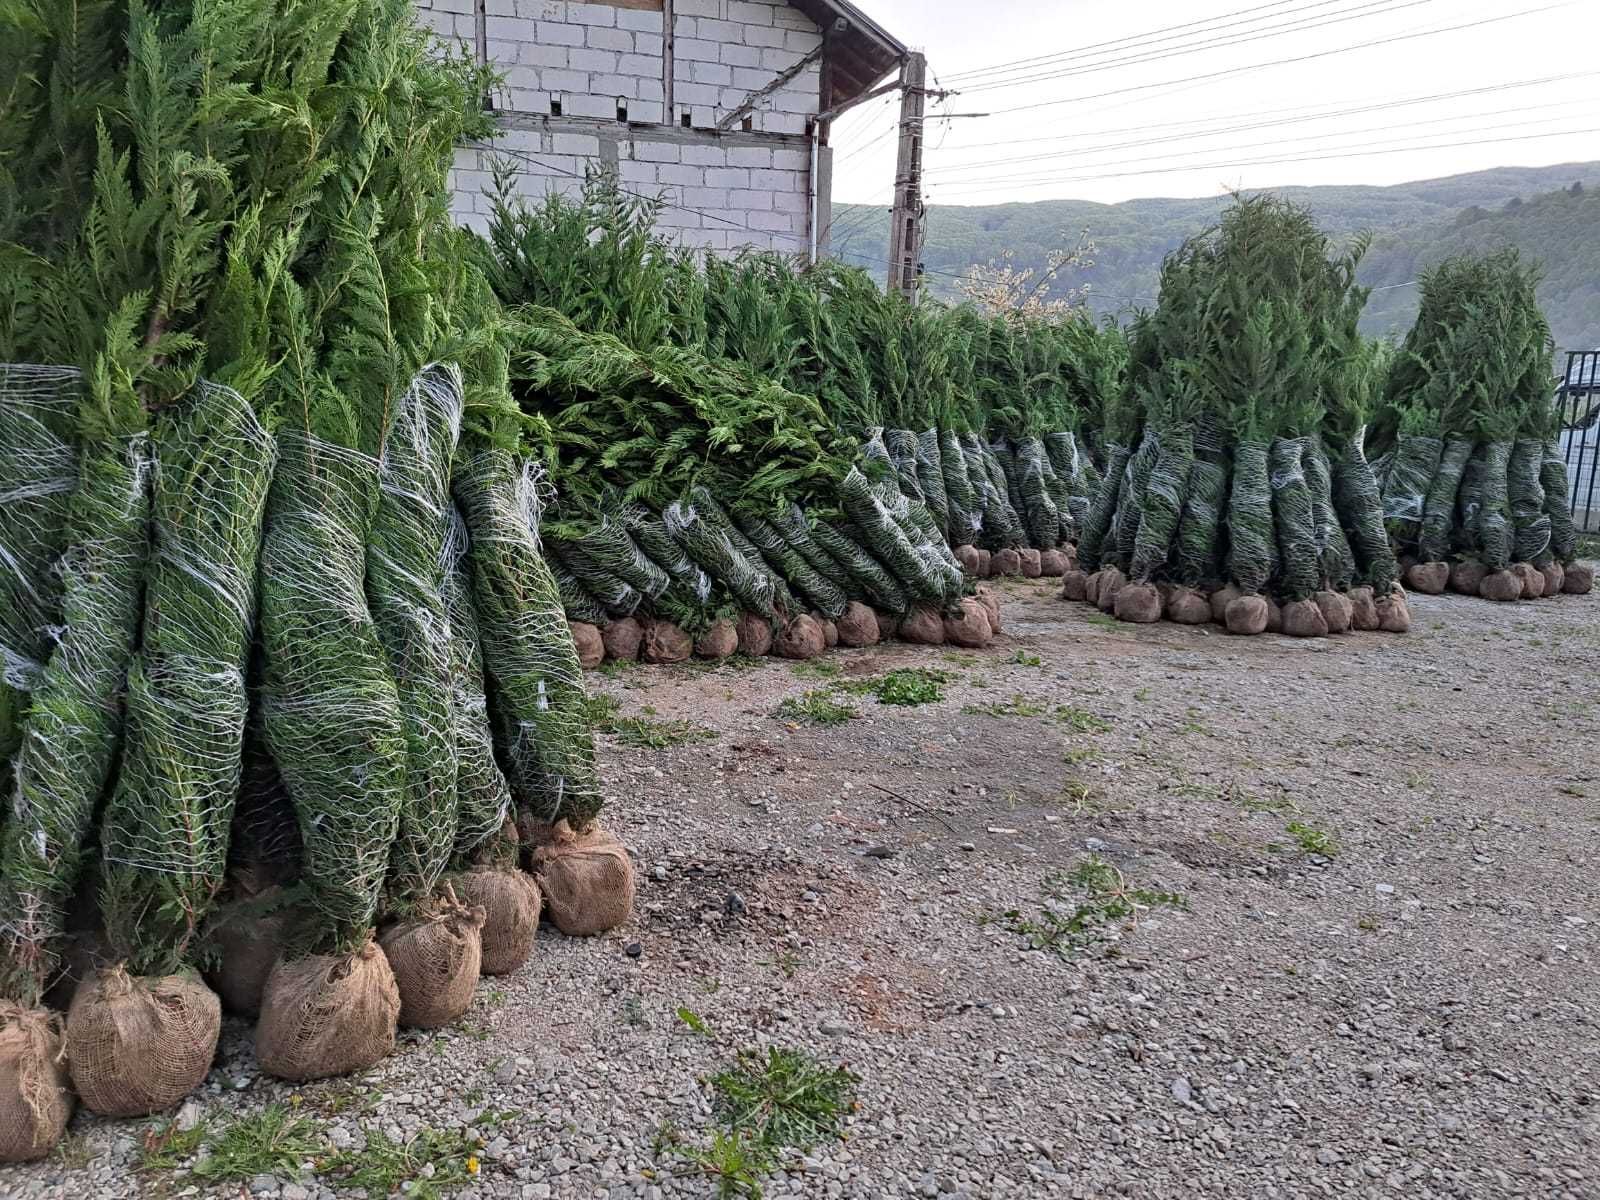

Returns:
137,1118,208,1172
320,1126,483,1200
842,667,949,706
676,1006,711,1035
191,1105,326,1183
1133,686,1151,702
1356,913,1381,932
612,715,717,749
1062,747,1099,766
663,1126,773,1199
1008,650,1042,668
758,949,801,979
1404,770,1427,789
990,856,1185,958
962,694,1048,718
710,1047,858,1150
1286,821,1338,856
597,657,640,678
790,660,841,679
1054,704,1110,734
53,1133,93,1171
942,651,982,667
773,690,856,725
622,995,649,1028
1085,613,1119,628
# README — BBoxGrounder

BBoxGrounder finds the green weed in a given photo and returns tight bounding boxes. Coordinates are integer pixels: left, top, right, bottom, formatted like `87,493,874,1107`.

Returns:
841,668,949,706
190,1105,325,1184
137,1118,207,1173
988,856,1186,958
774,690,857,725
320,1126,483,1200
710,1047,858,1150
962,694,1048,718
790,661,841,679
1285,820,1338,856
1009,650,1043,668
1054,704,1111,734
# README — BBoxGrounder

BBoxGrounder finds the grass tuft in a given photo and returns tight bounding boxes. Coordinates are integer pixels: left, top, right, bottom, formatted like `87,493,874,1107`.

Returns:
774,690,857,725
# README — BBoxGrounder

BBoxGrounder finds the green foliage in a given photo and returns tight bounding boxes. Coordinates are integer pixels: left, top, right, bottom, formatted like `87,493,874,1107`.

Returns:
773,690,856,725
838,667,949,706
987,856,1187,958
190,1105,325,1184
709,1047,858,1151
320,1125,484,1200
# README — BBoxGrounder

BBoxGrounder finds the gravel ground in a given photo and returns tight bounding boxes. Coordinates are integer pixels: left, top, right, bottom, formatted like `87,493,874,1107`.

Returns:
8,579,1599,1199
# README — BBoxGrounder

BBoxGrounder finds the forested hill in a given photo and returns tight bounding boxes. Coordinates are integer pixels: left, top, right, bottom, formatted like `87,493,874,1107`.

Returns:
828,161,1600,349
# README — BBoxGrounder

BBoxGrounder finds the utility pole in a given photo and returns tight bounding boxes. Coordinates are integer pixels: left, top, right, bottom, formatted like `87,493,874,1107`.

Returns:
886,52,927,301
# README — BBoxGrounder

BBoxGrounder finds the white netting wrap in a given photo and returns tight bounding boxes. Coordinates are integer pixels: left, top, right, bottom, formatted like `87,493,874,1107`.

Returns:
0,434,152,1005
441,509,512,863
260,431,406,952
1381,434,1443,526
453,448,601,827
98,381,277,975
368,366,464,911
664,498,776,616
0,366,78,696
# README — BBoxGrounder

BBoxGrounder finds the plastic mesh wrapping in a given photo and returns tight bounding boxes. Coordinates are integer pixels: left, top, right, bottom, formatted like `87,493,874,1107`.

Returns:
962,433,1025,549
1113,433,1160,573
1369,449,1395,494
1508,438,1552,564
229,644,302,883
1454,444,1487,556
1016,438,1063,549
1332,428,1398,594
883,429,923,502
1269,437,1320,600
570,518,670,600
893,484,964,600
1474,441,1513,571
1130,428,1192,583
441,510,512,864
1226,440,1274,594
860,429,894,474
366,367,464,910
1418,437,1474,563
1175,457,1227,587
0,435,152,1004
0,367,77,702
809,521,908,613
1381,435,1444,545
939,430,979,541
839,468,940,600
1076,444,1132,573
454,449,601,828
1303,435,1355,590
664,500,776,617
734,507,849,618
260,432,404,953
626,508,711,603
97,381,277,974
551,540,640,617
914,429,949,536
551,559,610,626
1541,444,1580,564
770,504,853,593
688,487,797,614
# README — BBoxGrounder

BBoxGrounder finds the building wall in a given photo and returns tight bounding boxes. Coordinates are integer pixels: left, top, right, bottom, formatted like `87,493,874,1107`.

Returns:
414,0,830,256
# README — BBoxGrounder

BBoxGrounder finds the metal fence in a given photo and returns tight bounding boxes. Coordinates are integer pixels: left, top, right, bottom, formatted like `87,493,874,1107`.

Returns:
1557,349,1600,533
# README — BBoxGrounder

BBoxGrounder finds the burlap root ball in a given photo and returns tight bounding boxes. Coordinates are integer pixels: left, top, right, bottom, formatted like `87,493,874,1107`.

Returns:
1314,590,1353,634
255,941,400,1082
953,545,980,576
601,617,644,661
1510,562,1544,599
835,602,879,647
1478,570,1523,603
1403,561,1449,595
1376,586,1412,633
0,1005,72,1163
1449,560,1488,596
1348,585,1381,630
735,612,773,656
972,586,1002,634
1018,548,1043,578
1538,561,1565,597
897,605,946,645
694,620,739,660
1037,549,1069,577
452,866,541,976
1059,569,1089,602
775,614,827,660
991,549,1022,577
1114,582,1162,624
1224,595,1269,635
569,621,605,669
943,598,993,648
642,619,693,664
1164,586,1212,625
1209,583,1242,624
1095,567,1127,613
1564,562,1594,594
1281,598,1330,638
531,820,636,937
67,968,219,1117
380,893,485,1029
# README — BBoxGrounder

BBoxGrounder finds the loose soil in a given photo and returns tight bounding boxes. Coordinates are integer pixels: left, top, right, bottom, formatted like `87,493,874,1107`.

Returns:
10,580,1598,1199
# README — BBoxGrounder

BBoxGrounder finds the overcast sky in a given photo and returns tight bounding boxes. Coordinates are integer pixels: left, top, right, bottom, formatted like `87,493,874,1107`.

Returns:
829,0,1600,209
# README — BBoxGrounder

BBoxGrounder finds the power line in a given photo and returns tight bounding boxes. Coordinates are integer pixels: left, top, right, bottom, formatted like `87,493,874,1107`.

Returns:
924,71,1600,159
991,1,1577,116
924,98,1600,181
944,0,1330,82
928,124,1600,193
957,0,1444,95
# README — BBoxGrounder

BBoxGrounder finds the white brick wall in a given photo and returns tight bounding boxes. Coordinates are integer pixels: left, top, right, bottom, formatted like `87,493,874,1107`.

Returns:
422,0,828,255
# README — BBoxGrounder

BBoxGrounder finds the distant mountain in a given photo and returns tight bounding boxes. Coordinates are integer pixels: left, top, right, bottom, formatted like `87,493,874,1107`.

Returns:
828,161,1600,350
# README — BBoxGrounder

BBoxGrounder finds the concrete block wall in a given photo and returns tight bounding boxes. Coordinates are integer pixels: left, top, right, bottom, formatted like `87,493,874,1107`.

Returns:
672,0,823,136
416,0,831,255
450,125,822,254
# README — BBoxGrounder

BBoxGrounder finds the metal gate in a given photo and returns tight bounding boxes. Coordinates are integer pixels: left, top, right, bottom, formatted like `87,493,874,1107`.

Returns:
1556,349,1600,533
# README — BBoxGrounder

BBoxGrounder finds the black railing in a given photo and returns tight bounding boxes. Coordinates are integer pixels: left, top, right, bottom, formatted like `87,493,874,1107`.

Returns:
1556,349,1600,533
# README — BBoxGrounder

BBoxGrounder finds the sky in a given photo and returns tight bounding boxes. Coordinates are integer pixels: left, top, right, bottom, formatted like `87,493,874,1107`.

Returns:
827,0,1600,210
